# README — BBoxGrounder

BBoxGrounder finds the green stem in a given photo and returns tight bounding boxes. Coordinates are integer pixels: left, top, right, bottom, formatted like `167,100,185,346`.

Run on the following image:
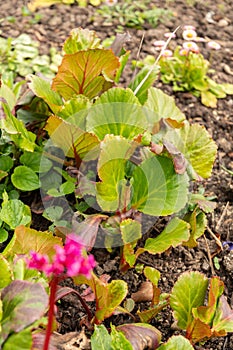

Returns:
43,276,59,350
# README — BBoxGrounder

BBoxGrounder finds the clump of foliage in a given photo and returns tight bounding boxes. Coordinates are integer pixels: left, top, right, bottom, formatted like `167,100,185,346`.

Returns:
28,0,172,30
0,27,232,349
134,26,233,107
0,33,61,84
96,0,172,29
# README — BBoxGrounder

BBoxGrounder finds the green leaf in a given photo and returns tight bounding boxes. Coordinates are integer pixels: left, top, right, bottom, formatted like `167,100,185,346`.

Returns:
158,335,194,350
74,273,128,323
117,323,161,350
142,218,190,255
187,277,233,339
42,206,63,223
91,325,111,350
0,256,12,289
52,49,119,100
20,151,52,173
0,195,31,230
120,219,141,245
95,279,128,322
0,81,16,111
11,166,40,191
190,277,224,336
111,325,133,350
221,83,233,95
212,295,233,335
47,181,75,197
27,75,63,114
95,135,135,212
4,226,62,259
45,115,99,160
87,88,147,140
0,280,48,345
144,266,160,286
120,219,142,269
63,28,101,54
131,156,189,216
0,171,8,181
183,210,207,248
170,271,208,330
91,324,133,350
115,50,130,84
201,90,217,108
0,103,36,152
144,87,185,127
137,296,169,323
57,95,91,129
0,155,14,172
129,66,159,104
165,122,217,178
2,328,32,350
0,228,8,243
96,159,126,212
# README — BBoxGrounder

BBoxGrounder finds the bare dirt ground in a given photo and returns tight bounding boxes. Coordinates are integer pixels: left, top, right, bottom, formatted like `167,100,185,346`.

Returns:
1,0,233,348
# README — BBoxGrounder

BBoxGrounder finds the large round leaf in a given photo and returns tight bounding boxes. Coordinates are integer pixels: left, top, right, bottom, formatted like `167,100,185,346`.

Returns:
87,88,148,140
11,166,40,191
52,49,119,100
164,122,217,179
131,155,189,216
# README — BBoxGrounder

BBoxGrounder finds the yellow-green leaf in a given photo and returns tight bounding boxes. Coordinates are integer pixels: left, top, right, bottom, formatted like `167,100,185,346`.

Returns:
52,49,119,100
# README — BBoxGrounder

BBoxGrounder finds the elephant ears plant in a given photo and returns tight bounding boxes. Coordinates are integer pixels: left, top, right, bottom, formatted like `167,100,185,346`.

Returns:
14,27,217,267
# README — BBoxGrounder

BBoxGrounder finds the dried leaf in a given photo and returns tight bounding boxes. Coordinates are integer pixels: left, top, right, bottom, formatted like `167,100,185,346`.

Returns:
131,282,153,303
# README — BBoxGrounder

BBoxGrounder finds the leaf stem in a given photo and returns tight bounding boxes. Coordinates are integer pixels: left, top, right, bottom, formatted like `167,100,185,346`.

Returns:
43,276,59,350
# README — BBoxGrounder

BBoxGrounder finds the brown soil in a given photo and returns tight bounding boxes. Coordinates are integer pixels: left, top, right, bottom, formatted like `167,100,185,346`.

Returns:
1,0,233,349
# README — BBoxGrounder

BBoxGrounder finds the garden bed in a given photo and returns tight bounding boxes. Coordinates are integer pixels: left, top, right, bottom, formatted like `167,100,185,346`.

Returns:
0,0,233,349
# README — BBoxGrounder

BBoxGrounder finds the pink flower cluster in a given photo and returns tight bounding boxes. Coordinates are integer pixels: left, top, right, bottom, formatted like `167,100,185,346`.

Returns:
27,234,95,279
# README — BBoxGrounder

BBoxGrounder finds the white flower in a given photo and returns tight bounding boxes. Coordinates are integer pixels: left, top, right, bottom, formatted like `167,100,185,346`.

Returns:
183,41,199,53
207,41,221,50
183,29,197,41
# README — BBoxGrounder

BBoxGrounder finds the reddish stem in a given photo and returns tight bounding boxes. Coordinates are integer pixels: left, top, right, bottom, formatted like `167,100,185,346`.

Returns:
43,276,59,350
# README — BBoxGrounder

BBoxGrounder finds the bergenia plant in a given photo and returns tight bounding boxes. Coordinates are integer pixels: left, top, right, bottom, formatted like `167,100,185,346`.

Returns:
27,233,95,350
10,27,216,273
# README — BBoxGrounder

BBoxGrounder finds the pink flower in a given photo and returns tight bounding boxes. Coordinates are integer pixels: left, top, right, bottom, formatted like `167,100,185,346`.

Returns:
195,37,206,42
182,29,197,41
207,41,221,50
161,49,173,58
105,0,117,5
164,32,176,39
27,233,95,279
183,41,199,53
153,40,166,48
183,25,196,31
179,48,189,56
28,252,49,271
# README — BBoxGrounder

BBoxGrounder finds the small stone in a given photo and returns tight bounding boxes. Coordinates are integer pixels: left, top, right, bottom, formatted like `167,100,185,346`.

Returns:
202,260,210,271
218,137,232,153
218,19,229,27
